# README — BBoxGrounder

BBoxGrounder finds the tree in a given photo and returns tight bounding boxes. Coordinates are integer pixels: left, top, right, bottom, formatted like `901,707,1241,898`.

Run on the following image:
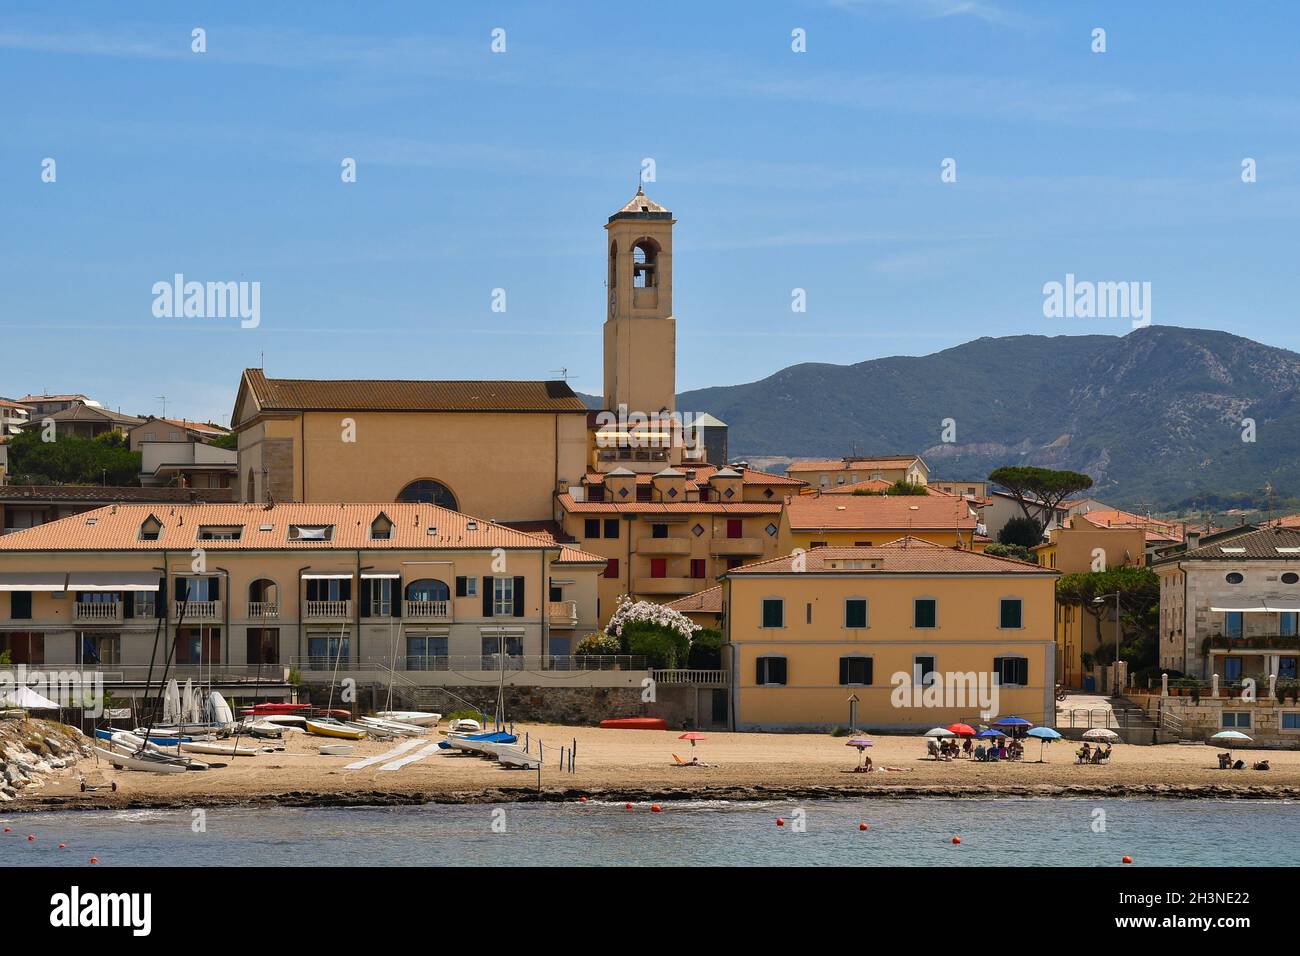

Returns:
998,517,1043,548
988,466,1093,532
852,480,927,496
983,542,1036,563
1056,566,1160,671
4,429,141,486
209,432,238,450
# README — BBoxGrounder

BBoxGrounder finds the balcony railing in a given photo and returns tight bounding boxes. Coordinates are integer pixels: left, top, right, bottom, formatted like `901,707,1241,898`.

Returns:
404,599,451,621
638,537,692,555
547,600,579,627
652,668,728,685
247,601,279,619
709,537,764,556
633,576,694,595
305,599,352,619
289,654,649,677
75,601,121,622
175,600,220,620
1204,633,1300,652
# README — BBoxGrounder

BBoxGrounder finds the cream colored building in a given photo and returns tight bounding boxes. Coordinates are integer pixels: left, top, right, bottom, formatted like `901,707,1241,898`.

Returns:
722,539,1058,731
778,493,982,553
0,503,605,693
786,456,929,490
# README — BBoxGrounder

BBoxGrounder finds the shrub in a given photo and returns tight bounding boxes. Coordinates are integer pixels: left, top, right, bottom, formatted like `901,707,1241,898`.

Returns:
622,620,690,668
998,516,1043,548
575,632,620,656
687,628,723,669
605,596,700,641
983,543,1036,563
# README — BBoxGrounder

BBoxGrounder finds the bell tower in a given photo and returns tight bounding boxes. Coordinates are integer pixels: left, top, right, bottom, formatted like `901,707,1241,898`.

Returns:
603,185,676,415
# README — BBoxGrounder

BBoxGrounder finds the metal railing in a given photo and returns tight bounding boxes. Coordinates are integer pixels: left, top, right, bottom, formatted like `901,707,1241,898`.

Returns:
52,664,291,683
288,654,648,675
652,668,728,685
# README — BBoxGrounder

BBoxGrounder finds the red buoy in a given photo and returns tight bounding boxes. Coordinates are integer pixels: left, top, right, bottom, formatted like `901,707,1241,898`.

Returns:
859,822,869,831
1122,855,1133,864
27,835,36,841
651,804,663,813
89,856,99,864
579,796,588,803
776,818,785,826
59,843,67,849
951,836,961,845
625,802,633,809
2,827,11,833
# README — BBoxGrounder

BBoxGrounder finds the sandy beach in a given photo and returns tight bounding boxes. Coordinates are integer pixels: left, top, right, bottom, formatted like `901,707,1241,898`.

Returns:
14,724,1300,812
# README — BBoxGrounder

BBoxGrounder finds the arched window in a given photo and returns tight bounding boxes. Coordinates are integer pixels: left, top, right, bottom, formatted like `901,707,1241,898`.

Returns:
405,578,450,602
396,479,458,510
248,578,278,616
632,238,659,288
608,240,618,288
247,468,256,503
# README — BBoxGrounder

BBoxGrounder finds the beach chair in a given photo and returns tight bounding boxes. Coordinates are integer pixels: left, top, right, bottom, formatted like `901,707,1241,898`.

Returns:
672,753,689,766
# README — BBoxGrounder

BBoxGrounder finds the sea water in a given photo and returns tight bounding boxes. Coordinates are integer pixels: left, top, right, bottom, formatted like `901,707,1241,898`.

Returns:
2,798,1295,867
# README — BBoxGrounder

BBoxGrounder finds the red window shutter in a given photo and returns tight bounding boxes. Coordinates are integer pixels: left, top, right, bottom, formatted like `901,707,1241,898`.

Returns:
651,558,667,578
727,519,742,539
603,559,619,580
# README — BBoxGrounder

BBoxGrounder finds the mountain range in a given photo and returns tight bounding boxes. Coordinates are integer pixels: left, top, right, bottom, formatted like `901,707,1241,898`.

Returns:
589,326,1300,512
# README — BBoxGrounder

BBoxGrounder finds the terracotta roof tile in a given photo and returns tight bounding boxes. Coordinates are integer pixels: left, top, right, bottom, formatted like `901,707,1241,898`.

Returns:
726,538,1057,576
1162,526,1300,562
242,368,586,414
665,586,722,614
557,493,782,516
0,485,234,504
788,456,922,473
784,494,976,531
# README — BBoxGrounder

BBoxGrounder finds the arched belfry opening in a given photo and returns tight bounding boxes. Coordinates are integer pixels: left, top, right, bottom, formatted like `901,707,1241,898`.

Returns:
632,238,660,288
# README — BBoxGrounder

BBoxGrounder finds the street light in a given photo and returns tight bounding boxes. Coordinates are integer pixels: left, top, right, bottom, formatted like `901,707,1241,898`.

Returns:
1092,592,1122,696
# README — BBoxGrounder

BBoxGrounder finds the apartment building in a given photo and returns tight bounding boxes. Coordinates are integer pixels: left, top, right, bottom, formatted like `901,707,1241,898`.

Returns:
721,539,1058,731
786,455,929,490
0,503,605,695
779,493,983,553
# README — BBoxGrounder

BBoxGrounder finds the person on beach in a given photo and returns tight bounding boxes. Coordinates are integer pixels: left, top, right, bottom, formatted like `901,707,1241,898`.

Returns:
974,743,987,761
963,738,973,758
1253,759,1270,771
1077,743,1092,764
1217,752,1231,769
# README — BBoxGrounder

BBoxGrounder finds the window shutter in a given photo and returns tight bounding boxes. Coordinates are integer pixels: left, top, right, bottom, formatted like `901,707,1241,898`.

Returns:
513,576,525,617
455,576,467,597
123,592,135,619
993,657,1004,683
210,577,219,601
158,577,167,609
482,576,494,616
339,578,350,601
392,577,401,618
772,657,787,685
177,578,189,602
839,658,849,685
863,658,873,685
11,591,32,620
1016,658,1029,686
359,578,372,618
756,659,766,684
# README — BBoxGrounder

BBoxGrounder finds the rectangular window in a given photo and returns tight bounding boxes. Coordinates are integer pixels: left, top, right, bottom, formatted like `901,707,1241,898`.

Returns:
455,576,478,598
406,633,448,670
197,525,243,540
914,599,937,629
761,598,784,628
999,598,1023,629
993,656,1030,686
604,518,621,539
756,656,787,686
1282,712,1300,730
1281,613,1298,637
1280,657,1298,680
913,655,936,684
839,656,872,686
1224,612,1243,638
177,576,221,602
1223,712,1251,729
584,518,601,539
304,578,348,602
493,577,515,616
368,578,393,617
10,591,33,620
246,628,280,665
78,632,120,666
727,519,743,539
652,523,669,539
482,633,523,666
650,558,667,578
1223,656,1243,682
289,524,333,541
0,632,44,665
844,598,867,629
690,559,706,579
810,541,828,549
306,633,348,670
603,558,620,579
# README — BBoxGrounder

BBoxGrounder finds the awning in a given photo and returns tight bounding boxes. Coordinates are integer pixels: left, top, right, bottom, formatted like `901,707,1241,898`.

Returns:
1210,606,1270,613
0,572,68,592
301,573,353,580
67,571,160,592
360,572,400,580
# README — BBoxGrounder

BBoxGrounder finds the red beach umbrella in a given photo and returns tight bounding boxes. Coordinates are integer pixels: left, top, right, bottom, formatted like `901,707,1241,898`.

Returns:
947,723,976,737
679,732,706,748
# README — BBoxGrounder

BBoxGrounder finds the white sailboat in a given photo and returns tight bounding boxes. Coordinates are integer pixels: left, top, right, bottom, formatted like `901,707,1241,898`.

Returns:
95,745,189,774
374,710,441,727
179,739,259,757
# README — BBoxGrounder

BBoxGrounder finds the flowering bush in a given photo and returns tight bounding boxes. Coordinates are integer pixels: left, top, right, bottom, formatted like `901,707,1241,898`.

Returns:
604,596,700,641
575,633,621,656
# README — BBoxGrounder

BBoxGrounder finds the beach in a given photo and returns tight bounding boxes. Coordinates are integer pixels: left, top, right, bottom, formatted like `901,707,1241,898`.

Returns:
15,724,1300,812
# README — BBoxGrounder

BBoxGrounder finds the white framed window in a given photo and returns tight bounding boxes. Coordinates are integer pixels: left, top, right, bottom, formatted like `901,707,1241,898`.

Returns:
493,577,514,616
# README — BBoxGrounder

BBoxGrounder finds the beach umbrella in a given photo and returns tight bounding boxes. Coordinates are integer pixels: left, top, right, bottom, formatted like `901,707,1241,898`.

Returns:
993,716,1033,738
975,729,1005,739
1208,730,1252,763
924,727,953,738
1082,728,1120,741
846,737,874,768
679,732,706,748
1027,726,1062,762
946,722,976,736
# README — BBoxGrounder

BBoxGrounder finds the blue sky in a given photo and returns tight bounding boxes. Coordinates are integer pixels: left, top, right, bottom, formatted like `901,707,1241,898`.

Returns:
3,1,1299,425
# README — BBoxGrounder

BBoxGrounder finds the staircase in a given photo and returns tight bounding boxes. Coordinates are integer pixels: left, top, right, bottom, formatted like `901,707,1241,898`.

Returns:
1056,694,1179,745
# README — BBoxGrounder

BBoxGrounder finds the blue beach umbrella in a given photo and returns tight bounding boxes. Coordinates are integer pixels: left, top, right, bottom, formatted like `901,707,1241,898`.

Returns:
976,729,1005,739
992,716,1034,739
1208,729,1252,763
1027,726,1062,762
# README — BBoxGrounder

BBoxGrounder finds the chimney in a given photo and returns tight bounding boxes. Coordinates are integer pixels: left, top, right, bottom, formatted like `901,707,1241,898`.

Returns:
1186,531,1200,550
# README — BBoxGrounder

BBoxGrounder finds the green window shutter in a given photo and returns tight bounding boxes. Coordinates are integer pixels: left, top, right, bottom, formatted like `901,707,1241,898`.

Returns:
482,576,494,616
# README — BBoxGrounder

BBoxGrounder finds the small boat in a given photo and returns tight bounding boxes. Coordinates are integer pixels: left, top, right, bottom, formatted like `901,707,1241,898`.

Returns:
180,739,259,757
446,718,483,735
97,730,181,756
494,744,541,770
443,731,518,754
97,728,189,747
243,702,313,714
254,714,308,728
319,744,354,756
356,716,426,736
599,717,668,731
375,710,441,727
241,719,286,738
209,690,235,725
314,708,353,720
95,745,188,774
305,718,367,740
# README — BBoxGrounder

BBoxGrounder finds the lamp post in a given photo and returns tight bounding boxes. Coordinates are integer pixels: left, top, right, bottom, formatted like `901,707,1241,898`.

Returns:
1092,592,1122,696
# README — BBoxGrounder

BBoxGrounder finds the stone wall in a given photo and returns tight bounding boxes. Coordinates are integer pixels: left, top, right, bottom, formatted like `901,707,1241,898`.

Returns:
263,438,295,503
1136,693,1300,749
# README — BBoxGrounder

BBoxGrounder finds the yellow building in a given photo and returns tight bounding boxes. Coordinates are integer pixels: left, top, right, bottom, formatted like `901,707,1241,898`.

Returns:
1033,517,1149,687
786,455,929,490
555,464,804,623
722,539,1058,731
0,503,606,691
778,493,982,553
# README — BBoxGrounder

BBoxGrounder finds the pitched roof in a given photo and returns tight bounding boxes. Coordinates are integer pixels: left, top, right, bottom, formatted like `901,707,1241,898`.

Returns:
787,456,923,473
608,185,672,222
1073,510,1182,542
0,502,602,557
784,494,977,531
16,394,91,404
665,586,722,614
23,405,143,426
1160,526,1300,562
725,538,1057,576
132,417,230,436
240,368,586,415
557,493,782,516
818,479,953,496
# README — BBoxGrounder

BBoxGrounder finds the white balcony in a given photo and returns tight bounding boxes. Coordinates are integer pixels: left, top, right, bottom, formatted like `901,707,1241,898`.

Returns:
548,600,579,628
175,600,220,620
305,599,352,620
75,601,122,622
404,599,451,622
247,601,279,619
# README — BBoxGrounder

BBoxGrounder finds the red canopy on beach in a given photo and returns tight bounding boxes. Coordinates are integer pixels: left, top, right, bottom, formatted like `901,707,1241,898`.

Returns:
946,723,976,736
679,732,706,747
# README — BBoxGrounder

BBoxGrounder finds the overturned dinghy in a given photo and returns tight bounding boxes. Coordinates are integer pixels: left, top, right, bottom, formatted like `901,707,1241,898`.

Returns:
180,739,260,757
94,744,189,774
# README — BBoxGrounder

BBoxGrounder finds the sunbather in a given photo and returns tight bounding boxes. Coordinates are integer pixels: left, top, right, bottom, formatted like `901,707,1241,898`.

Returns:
1253,759,1270,771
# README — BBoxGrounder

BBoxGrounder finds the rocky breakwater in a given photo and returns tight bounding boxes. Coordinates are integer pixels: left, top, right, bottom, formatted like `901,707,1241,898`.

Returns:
0,717,90,802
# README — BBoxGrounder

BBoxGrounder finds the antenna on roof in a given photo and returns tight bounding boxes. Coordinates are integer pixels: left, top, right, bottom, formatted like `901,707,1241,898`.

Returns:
156,395,167,418
548,368,575,382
